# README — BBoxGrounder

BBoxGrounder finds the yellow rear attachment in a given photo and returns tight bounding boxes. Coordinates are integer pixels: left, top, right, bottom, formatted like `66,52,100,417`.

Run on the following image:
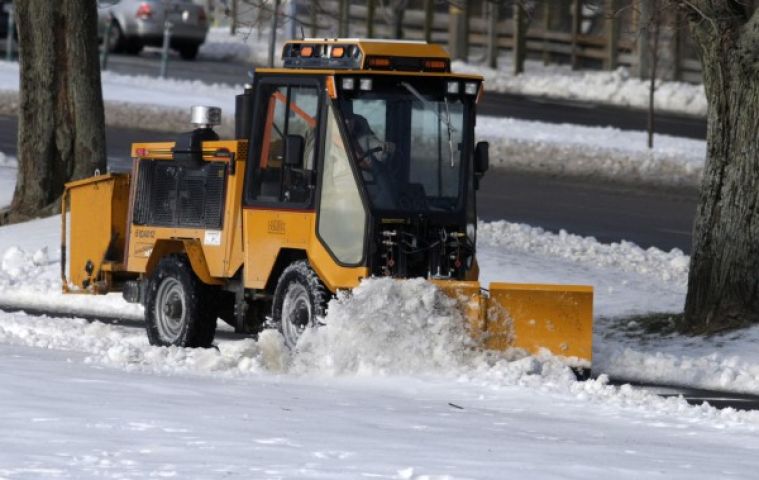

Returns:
62,173,130,293
435,281,593,367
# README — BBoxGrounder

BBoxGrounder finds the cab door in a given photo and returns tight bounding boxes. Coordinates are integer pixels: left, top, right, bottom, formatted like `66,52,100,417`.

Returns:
242,78,321,289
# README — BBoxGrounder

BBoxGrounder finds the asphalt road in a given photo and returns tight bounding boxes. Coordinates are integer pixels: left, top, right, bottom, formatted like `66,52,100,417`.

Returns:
1,114,697,252
103,51,707,140
478,170,697,253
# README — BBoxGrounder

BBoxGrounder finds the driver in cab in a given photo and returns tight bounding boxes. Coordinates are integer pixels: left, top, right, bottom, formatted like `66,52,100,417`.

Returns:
344,113,395,170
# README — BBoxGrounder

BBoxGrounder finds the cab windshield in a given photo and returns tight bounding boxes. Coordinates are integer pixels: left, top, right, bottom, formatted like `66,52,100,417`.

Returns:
338,77,470,213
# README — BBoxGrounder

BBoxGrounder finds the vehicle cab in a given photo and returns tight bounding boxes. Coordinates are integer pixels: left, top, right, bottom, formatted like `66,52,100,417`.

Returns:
237,39,489,291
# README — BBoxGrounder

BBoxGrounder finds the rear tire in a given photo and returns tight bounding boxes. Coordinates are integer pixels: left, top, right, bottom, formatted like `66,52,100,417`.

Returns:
145,255,217,348
272,261,328,349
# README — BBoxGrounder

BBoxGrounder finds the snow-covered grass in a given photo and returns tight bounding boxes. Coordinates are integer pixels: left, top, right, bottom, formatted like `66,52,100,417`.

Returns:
479,117,705,185
454,59,707,117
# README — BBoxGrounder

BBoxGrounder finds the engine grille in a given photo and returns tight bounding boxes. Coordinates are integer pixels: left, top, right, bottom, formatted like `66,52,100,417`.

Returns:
133,160,227,229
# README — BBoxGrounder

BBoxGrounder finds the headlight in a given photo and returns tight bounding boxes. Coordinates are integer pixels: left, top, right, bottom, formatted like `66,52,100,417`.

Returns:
464,82,479,95
446,81,460,95
341,77,355,90
359,78,373,91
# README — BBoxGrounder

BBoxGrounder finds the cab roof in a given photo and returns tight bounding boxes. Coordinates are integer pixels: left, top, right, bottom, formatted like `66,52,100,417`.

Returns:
280,38,453,73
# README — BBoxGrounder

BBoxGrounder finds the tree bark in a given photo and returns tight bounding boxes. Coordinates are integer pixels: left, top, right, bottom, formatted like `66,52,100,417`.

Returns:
3,0,106,224
680,3,759,333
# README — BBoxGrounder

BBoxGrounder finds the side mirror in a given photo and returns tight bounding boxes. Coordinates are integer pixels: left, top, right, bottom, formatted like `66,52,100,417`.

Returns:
474,141,489,175
285,134,304,168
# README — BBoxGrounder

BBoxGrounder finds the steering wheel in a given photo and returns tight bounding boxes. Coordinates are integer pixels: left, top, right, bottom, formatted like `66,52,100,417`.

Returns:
357,146,384,164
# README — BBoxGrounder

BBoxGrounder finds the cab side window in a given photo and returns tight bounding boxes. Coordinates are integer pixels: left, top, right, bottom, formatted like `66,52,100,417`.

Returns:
252,84,319,205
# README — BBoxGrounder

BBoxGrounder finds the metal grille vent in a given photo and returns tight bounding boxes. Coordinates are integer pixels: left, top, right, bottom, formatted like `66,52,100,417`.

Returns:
133,160,227,229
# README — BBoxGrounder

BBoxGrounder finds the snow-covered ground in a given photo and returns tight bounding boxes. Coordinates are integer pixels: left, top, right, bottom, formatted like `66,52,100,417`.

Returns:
454,59,707,117
3,215,759,477
3,153,759,475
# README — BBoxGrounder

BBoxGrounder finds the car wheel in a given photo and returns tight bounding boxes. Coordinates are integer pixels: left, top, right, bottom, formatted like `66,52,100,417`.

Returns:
178,44,200,60
145,255,217,348
272,260,328,349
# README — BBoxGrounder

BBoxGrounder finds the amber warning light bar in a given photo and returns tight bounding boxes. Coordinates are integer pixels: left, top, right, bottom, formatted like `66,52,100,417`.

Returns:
282,41,451,73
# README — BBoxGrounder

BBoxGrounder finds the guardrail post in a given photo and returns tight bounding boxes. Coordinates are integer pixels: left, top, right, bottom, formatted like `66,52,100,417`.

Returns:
5,3,14,62
160,20,172,78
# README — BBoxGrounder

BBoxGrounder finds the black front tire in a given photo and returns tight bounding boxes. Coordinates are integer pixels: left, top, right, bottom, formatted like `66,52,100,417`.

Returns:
272,261,328,349
145,255,217,348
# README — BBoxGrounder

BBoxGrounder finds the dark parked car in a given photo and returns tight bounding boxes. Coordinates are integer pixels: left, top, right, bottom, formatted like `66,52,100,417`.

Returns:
97,0,208,60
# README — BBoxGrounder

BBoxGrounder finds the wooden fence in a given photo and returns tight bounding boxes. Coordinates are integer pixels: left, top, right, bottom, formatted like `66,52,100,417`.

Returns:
294,0,702,83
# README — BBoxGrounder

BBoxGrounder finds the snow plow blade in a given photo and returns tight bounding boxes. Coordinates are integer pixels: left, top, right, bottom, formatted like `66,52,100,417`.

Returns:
435,281,593,366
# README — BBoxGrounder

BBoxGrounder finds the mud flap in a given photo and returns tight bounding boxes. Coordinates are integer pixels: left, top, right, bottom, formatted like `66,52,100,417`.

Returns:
435,281,593,367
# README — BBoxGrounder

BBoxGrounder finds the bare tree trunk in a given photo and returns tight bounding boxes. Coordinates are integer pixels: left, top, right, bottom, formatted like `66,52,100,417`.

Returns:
680,4,759,333
2,0,106,224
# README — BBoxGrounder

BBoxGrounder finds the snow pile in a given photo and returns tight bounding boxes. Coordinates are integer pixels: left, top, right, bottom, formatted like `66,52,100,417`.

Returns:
598,345,759,394
292,278,477,376
478,117,706,185
479,220,690,285
0,246,48,280
455,60,707,117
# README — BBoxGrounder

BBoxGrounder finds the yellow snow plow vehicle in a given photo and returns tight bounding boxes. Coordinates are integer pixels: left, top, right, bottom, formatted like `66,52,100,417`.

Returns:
61,39,593,370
